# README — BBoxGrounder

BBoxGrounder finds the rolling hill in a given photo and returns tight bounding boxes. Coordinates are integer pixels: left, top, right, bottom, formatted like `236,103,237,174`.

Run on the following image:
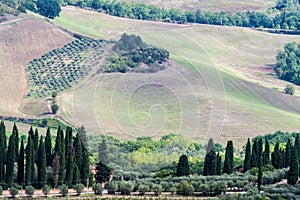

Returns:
48,6,300,146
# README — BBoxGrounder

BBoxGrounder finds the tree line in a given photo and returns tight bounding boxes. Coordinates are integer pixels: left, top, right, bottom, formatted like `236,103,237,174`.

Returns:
0,121,90,189
176,135,300,185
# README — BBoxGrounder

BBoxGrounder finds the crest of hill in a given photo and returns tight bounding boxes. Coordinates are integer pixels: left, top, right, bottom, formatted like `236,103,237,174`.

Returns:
0,15,74,116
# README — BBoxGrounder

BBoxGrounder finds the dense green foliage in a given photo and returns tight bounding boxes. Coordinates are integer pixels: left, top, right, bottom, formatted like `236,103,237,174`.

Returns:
275,42,300,85
102,34,169,73
244,138,251,172
223,141,234,174
176,155,190,176
71,0,300,31
288,147,299,185
36,0,61,19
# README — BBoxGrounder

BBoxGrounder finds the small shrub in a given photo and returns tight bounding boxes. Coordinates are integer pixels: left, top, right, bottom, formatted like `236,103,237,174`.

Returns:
119,182,134,195
152,184,162,196
42,185,51,197
59,184,68,196
51,101,59,114
73,184,84,196
92,183,103,195
25,185,35,197
138,184,149,195
107,182,118,194
284,84,295,95
170,187,177,195
10,187,19,198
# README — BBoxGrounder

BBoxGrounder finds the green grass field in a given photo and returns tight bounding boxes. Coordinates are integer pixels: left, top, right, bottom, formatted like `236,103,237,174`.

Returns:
49,7,300,147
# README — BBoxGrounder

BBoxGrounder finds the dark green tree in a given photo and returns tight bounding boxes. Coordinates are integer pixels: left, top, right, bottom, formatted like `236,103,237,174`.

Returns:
95,162,111,184
74,133,83,178
216,153,222,175
17,139,25,185
65,149,74,186
25,134,34,185
34,129,39,163
36,0,61,19
77,126,88,149
257,138,263,167
72,164,80,185
295,134,300,160
6,133,15,186
37,136,47,188
244,138,251,172
177,155,190,176
263,139,270,166
251,139,258,168
45,127,52,167
285,138,291,168
12,122,19,158
287,147,299,185
0,121,6,182
257,167,263,191
206,138,214,153
81,148,90,186
223,141,234,174
98,138,108,165
203,150,217,176
272,142,281,169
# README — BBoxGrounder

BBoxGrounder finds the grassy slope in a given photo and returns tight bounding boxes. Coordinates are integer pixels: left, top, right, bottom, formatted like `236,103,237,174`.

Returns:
132,0,275,12
51,7,300,147
0,13,74,116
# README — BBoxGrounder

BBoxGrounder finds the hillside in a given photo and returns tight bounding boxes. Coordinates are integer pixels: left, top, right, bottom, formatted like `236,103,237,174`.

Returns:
0,14,74,116
48,6,300,146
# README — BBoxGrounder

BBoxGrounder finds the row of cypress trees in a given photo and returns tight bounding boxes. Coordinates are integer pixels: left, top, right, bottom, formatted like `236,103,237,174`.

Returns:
0,121,90,188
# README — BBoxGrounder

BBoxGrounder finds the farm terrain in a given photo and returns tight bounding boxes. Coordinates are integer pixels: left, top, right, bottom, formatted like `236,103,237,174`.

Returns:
0,6,300,147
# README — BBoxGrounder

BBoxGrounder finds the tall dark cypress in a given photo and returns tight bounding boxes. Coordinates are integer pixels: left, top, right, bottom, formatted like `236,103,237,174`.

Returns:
258,167,263,191
65,127,74,186
288,147,299,185
271,142,281,169
55,128,65,185
263,139,270,166
65,149,74,186
206,138,214,153
17,139,25,185
45,128,52,167
223,141,234,174
98,138,108,165
250,139,258,168
285,139,291,168
216,153,222,175
25,134,34,185
13,122,19,158
203,150,217,176
74,133,83,178
34,129,39,163
65,127,73,163
176,155,190,176
81,147,90,186
37,136,47,188
72,164,80,185
257,138,263,167
6,133,15,186
244,138,251,172
0,121,6,182
295,134,300,160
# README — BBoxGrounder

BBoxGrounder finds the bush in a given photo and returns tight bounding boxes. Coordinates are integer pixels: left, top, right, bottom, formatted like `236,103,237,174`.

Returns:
59,184,68,196
42,185,51,197
170,187,177,195
107,182,118,194
177,181,195,196
152,184,162,196
25,185,35,197
284,84,295,95
73,184,84,196
51,101,59,114
92,183,103,195
119,182,134,195
138,184,149,195
10,187,18,198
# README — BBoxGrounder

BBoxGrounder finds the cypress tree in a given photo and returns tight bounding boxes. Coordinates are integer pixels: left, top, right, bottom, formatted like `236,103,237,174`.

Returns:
98,138,108,165
257,138,263,167
244,138,251,172
0,121,6,182
37,136,47,188
272,142,281,169
177,155,190,176
287,147,299,185
216,153,222,175
25,135,34,185
206,138,214,153
295,134,300,160
258,167,263,191
65,127,73,162
6,133,15,186
65,148,74,186
285,138,291,168
203,150,217,176
263,139,270,166
34,129,39,163
13,122,19,158
74,133,83,177
56,129,65,184
81,147,90,186
251,139,258,168
45,128,52,167
77,126,88,149
72,164,80,185
28,126,34,140
223,141,234,174
17,139,25,185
